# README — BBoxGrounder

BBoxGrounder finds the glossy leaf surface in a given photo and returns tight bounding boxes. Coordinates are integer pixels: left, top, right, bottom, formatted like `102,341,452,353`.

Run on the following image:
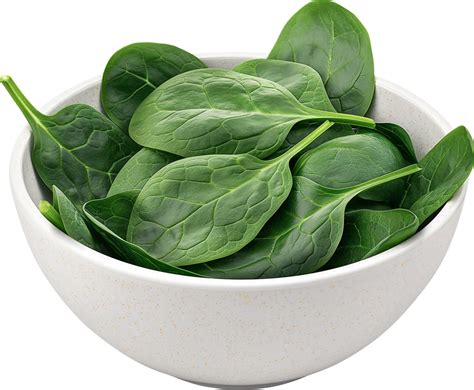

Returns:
129,69,375,158
269,0,375,116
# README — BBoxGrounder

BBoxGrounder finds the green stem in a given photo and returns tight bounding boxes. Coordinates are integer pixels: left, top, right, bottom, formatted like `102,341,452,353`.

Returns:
275,120,334,162
350,164,421,194
309,108,375,129
0,75,44,129
39,200,66,232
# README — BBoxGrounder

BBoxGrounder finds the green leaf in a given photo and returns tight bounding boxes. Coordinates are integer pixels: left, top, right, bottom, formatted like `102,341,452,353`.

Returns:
108,148,178,196
83,191,202,277
101,43,206,131
324,208,419,269
357,123,418,163
187,164,420,279
127,121,335,266
128,68,375,159
1,76,140,207
401,126,473,224
293,133,410,204
269,0,375,116
39,200,65,232
52,186,97,249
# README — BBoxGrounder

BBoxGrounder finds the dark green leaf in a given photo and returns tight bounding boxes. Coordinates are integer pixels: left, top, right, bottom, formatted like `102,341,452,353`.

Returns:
294,133,410,204
108,148,178,196
101,43,206,131
324,208,419,269
1,76,140,207
83,191,202,277
401,126,473,224
129,68,375,158
269,0,375,116
127,122,334,266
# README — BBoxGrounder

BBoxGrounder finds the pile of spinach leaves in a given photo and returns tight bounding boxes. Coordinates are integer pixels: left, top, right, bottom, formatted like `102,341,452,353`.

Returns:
1,1,472,279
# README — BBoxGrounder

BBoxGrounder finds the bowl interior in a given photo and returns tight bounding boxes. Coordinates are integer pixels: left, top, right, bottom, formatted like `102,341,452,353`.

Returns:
21,55,451,216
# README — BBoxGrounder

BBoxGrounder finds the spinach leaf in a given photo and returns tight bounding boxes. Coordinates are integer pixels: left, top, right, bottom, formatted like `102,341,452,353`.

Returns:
232,59,354,157
187,165,420,279
356,123,418,163
400,126,473,224
269,0,375,116
324,208,419,269
1,76,140,207
83,191,202,277
108,148,178,196
101,43,206,131
51,186,97,249
127,121,335,266
39,200,66,232
294,133,410,204
128,68,375,159
233,58,334,111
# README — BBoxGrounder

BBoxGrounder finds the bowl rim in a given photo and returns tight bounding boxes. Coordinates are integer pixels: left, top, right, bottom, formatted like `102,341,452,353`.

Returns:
9,54,468,291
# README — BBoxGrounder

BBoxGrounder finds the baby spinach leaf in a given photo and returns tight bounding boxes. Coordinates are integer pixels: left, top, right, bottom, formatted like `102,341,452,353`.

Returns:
233,58,334,111
101,43,206,131
1,76,140,207
400,126,473,224
324,208,419,269
83,191,202,277
187,164,420,279
39,200,65,232
52,186,97,249
357,123,418,163
108,148,178,196
269,0,375,116
127,121,334,266
128,68,375,159
293,133,410,204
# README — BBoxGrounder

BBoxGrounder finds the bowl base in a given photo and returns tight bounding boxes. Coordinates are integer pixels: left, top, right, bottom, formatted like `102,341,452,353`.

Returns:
187,377,301,389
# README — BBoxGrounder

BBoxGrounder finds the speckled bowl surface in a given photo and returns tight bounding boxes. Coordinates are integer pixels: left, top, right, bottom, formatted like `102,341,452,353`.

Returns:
9,55,467,388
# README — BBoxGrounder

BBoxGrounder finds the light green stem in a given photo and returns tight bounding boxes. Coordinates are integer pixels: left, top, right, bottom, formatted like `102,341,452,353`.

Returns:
39,200,65,232
308,107,375,129
275,120,334,163
350,164,421,194
0,75,44,129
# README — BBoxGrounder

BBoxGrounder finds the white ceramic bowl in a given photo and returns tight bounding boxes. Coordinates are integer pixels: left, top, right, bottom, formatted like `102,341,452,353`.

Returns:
10,56,468,388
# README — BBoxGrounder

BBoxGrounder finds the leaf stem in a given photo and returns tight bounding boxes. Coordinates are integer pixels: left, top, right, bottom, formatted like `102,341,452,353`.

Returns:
309,107,375,129
275,120,334,162
0,75,44,129
351,164,421,194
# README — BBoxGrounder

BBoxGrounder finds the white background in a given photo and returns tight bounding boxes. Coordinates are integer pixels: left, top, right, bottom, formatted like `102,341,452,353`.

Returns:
0,1,472,389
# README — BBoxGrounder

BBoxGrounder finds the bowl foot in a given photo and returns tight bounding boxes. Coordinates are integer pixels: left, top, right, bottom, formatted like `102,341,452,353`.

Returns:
187,377,302,389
